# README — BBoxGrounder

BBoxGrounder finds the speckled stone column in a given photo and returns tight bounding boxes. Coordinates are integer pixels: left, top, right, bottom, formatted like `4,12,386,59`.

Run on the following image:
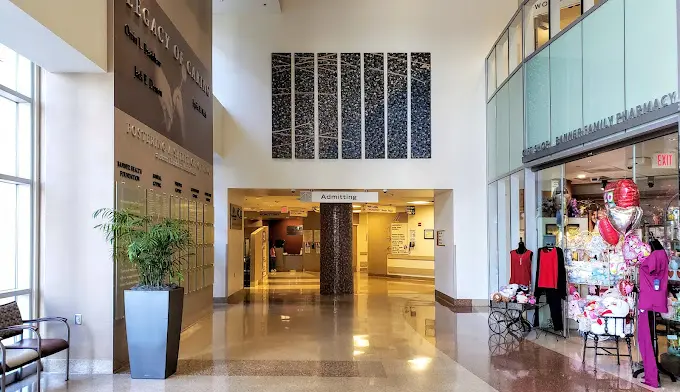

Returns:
319,203,354,295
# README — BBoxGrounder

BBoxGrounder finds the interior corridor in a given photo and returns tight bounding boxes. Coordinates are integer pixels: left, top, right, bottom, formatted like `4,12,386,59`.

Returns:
8,274,653,391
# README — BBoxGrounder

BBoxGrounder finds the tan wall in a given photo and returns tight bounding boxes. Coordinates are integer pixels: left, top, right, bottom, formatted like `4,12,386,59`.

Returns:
10,0,108,70
227,189,245,297
407,205,435,257
357,213,368,269
367,213,396,275
302,212,320,272
249,226,269,286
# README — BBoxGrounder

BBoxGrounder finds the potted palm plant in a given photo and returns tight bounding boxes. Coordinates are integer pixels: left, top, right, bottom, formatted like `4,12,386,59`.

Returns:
94,208,191,379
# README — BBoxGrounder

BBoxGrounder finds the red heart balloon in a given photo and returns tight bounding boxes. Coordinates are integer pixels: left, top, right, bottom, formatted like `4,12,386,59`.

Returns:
614,179,640,208
598,217,620,246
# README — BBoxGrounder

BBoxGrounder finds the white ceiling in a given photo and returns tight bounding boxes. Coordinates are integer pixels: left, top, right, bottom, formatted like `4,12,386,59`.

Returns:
213,0,281,14
566,133,679,184
242,189,435,211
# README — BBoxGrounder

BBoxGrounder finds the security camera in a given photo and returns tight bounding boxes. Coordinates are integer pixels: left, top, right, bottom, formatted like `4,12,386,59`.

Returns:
291,189,296,194
648,176,655,188
382,189,388,194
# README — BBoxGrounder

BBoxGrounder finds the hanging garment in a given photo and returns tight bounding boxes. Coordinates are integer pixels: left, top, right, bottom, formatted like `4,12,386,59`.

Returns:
509,250,533,286
638,310,659,388
534,247,567,332
639,249,669,313
535,247,566,295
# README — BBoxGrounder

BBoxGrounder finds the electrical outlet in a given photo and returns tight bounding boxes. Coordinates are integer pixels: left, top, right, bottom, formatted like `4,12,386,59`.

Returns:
74,314,83,325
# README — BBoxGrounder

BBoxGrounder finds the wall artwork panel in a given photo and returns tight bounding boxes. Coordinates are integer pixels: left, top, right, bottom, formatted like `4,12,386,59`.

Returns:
387,53,408,159
272,53,292,159
410,52,432,159
271,52,430,160
294,53,316,159
341,53,362,159
363,53,386,159
317,53,339,159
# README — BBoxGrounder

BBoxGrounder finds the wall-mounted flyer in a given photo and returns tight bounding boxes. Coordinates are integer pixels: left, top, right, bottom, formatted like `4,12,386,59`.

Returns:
391,223,409,255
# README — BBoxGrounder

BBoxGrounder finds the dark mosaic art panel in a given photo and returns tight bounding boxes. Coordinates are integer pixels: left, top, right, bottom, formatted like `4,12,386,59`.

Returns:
387,53,408,159
363,53,385,159
272,53,292,159
294,53,315,159
317,53,338,159
340,53,361,159
320,204,354,295
411,52,431,159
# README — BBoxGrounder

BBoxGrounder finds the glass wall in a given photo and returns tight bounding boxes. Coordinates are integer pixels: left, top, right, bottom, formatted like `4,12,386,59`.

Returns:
524,0,678,154
487,67,525,179
0,44,35,318
488,170,526,295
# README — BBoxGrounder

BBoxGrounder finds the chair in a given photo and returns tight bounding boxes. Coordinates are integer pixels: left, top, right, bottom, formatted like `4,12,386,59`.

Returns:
0,302,70,391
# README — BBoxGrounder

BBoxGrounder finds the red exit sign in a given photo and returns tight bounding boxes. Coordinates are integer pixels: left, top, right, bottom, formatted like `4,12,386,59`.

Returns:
653,153,676,169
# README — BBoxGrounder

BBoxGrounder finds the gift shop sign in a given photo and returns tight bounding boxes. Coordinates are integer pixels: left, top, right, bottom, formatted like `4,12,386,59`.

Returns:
652,152,676,169
523,92,679,163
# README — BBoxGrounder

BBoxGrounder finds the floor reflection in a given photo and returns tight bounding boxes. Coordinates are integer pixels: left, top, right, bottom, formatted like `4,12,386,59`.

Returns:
4,273,660,391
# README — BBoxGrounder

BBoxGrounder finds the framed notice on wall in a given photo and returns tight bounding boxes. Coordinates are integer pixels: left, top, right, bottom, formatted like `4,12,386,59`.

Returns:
230,204,243,230
436,230,446,246
424,229,434,239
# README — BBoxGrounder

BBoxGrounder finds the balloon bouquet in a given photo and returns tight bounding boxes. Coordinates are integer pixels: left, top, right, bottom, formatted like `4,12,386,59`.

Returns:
597,179,650,284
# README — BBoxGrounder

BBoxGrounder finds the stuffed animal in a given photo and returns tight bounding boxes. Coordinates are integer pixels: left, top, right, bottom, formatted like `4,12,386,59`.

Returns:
590,297,631,337
516,292,528,304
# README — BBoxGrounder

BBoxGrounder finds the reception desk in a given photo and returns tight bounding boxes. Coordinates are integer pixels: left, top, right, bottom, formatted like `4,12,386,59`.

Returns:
283,254,304,271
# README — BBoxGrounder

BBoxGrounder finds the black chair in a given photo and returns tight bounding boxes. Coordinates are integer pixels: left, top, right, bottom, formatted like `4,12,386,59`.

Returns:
0,301,70,391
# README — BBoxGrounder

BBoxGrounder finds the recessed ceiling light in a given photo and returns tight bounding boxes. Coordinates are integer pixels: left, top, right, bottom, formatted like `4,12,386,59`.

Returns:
408,201,432,205
577,174,586,179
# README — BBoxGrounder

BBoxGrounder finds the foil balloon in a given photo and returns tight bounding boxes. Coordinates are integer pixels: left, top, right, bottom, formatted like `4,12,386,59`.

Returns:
598,218,620,246
622,233,651,265
618,279,634,296
613,179,640,208
603,182,617,208
607,205,643,236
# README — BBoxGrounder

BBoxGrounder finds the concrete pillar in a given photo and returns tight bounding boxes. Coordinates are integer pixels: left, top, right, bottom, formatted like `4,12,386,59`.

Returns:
319,203,354,295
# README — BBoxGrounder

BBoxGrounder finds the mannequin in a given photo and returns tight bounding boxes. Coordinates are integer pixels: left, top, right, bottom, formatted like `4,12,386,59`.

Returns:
510,238,533,287
517,238,527,254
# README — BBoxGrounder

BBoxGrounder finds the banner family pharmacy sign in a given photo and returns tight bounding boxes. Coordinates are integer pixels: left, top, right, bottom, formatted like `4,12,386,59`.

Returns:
523,91,679,162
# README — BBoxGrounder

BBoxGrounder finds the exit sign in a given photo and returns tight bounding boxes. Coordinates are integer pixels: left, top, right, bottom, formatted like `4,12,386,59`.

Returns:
653,153,676,169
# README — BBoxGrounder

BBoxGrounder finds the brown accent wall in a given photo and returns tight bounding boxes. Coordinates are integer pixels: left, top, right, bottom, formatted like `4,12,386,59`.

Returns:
268,218,304,254
303,212,321,271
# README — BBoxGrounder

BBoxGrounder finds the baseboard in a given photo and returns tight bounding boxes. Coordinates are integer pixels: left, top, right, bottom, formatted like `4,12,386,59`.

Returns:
214,289,247,305
43,359,113,375
435,290,489,309
368,273,434,282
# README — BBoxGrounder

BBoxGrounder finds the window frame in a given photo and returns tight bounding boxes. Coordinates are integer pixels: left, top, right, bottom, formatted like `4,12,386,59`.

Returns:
0,44,38,318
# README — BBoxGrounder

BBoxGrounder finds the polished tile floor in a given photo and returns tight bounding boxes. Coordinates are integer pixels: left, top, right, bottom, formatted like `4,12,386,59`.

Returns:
6,272,675,391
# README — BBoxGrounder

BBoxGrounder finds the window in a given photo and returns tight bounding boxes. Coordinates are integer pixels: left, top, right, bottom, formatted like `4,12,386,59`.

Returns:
509,14,523,71
551,0,582,37
487,51,496,98
0,43,35,317
496,31,509,87
525,0,550,57
583,0,604,12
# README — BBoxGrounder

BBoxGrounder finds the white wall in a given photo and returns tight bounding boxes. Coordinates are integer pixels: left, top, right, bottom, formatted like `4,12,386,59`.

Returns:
213,0,516,300
434,190,455,298
40,71,115,373
407,205,435,257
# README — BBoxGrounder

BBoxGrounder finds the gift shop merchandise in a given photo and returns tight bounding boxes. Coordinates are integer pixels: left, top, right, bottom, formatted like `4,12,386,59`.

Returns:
637,248,670,388
534,246,567,332
509,248,533,287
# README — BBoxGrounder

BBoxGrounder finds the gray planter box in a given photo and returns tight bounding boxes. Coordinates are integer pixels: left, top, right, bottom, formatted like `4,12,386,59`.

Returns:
124,287,184,379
